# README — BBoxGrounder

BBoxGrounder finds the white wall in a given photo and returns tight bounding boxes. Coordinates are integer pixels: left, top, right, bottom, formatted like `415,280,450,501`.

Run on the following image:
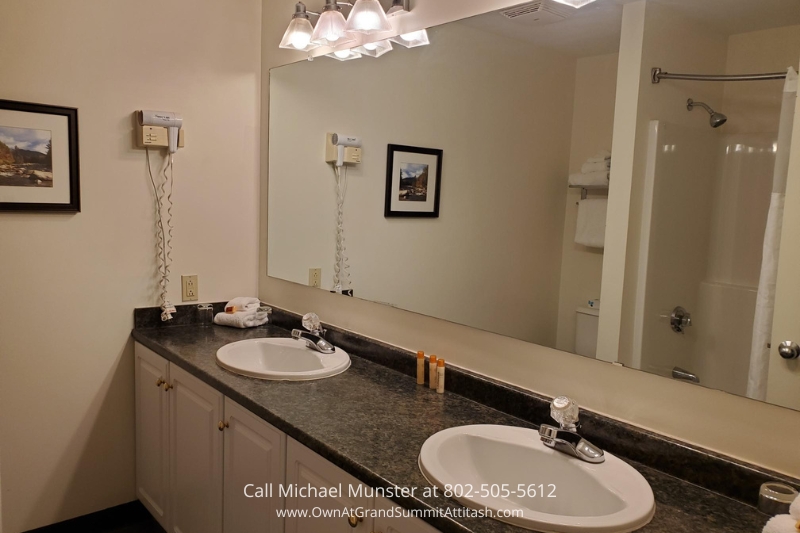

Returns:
0,0,261,530
261,0,800,478
555,53,618,353
269,23,575,345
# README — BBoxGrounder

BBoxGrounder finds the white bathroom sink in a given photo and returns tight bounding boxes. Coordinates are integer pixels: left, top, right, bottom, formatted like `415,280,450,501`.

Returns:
419,425,654,533
216,338,350,381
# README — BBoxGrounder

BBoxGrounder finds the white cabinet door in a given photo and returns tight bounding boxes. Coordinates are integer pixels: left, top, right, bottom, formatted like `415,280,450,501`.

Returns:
169,364,224,533
373,497,440,533
284,438,373,533
223,398,286,533
134,343,171,532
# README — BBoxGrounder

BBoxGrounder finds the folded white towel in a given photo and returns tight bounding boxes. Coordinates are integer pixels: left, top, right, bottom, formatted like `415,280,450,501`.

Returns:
214,309,270,329
589,149,611,161
569,171,609,188
762,514,799,533
225,297,260,312
575,198,607,249
791,493,800,519
581,160,611,173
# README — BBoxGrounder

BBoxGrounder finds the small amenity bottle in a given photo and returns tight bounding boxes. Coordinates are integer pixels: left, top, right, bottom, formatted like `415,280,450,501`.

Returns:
417,351,425,385
437,358,446,394
429,355,438,389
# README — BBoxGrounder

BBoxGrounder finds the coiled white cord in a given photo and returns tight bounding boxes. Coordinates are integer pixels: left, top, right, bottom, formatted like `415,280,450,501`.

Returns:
146,148,175,321
332,164,350,292
164,155,175,302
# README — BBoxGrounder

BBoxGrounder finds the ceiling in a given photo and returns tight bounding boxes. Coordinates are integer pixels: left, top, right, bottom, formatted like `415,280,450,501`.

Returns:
460,0,800,57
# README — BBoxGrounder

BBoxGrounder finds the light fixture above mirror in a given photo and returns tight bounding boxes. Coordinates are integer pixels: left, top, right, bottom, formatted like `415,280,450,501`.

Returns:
311,0,354,47
279,3,319,52
327,48,363,61
390,28,429,48
280,0,429,59
345,0,393,34
353,39,393,58
551,0,598,8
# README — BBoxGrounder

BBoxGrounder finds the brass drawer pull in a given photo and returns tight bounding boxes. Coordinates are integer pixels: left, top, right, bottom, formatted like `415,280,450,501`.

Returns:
347,514,363,527
218,421,229,431
163,382,173,391
156,378,165,387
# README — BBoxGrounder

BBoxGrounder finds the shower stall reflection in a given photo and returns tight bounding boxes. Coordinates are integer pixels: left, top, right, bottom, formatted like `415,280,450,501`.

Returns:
627,68,797,400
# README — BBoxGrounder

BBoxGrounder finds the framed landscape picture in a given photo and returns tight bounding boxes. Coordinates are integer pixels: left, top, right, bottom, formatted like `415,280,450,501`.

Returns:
0,100,80,212
384,144,443,218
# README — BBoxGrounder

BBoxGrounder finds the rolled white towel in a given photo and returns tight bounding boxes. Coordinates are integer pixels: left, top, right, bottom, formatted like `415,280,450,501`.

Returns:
225,297,260,312
581,160,611,173
762,514,799,533
791,493,800,520
214,309,269,329
569,171,609,188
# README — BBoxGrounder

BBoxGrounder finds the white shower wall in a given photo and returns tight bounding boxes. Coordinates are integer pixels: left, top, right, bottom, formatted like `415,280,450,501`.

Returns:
637,129,777,394
628,23,800,396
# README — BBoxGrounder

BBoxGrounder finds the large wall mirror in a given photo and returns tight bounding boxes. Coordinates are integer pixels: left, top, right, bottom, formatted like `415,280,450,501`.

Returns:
268,0,800,410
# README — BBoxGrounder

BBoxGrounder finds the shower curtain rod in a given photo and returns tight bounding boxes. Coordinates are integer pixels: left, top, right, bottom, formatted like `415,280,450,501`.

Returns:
651,67,788,84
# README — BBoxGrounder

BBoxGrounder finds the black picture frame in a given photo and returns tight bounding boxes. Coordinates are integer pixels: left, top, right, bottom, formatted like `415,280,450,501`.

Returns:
0,99,80,212
384,144,443,218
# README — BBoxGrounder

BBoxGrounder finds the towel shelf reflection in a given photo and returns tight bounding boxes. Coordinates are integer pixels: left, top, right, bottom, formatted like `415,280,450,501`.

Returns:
569,183,609,200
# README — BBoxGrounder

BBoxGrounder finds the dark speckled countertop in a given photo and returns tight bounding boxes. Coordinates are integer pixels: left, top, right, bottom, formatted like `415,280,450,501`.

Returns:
132,323,772,533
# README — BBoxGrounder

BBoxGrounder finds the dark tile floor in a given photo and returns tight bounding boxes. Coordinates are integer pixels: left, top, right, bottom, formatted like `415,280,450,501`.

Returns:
95,515,164,533
25,502,164,533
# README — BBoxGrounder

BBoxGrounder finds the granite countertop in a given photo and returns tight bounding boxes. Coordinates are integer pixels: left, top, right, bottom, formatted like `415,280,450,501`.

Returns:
132,324,771,533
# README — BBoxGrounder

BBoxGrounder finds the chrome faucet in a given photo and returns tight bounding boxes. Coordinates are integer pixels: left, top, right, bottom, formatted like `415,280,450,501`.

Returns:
539,396,605,464
291,312,335,354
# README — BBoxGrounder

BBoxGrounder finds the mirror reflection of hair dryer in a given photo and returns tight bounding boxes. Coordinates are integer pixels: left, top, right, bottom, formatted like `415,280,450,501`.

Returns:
137,110,183,153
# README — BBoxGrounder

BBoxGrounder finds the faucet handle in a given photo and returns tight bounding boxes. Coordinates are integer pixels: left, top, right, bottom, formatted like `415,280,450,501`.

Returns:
551,396,580,431
302,312,324,335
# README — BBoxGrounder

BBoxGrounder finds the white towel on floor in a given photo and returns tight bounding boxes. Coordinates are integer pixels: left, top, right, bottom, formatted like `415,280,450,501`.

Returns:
575,198,607,249
581,160,611,174
214,308,270,329
762,514,799,533
791,493,800,519
224,297,260,312
569,171,609,188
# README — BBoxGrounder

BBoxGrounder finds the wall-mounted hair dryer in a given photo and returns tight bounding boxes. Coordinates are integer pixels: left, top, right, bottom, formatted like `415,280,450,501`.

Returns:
330,133,362,167
138,110,183,153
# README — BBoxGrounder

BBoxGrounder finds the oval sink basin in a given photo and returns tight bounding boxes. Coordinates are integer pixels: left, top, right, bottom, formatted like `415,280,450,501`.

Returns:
419,425,654,533
216,338,350,381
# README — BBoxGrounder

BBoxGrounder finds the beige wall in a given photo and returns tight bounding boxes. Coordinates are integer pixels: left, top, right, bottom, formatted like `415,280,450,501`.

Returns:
555,53,618,353
604,1,729,365
0,0,261,530
261,0,800,478
269,23,575,345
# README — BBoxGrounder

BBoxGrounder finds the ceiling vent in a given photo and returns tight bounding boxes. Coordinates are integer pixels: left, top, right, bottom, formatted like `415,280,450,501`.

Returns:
500,1,575,26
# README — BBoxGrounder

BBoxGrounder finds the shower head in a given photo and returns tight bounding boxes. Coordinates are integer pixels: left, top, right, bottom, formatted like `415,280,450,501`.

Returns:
687,99,727,128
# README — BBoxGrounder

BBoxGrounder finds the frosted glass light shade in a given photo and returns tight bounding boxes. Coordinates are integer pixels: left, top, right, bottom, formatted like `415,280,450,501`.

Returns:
390,28,429,48
345,0,392,34
279,17,318,51
354,39,392,58
327,49,362,61
312,9,353,46
551,0,597,7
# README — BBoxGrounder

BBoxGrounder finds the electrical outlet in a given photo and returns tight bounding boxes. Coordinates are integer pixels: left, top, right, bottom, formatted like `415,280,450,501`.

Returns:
308,268,321,288
181,275,198,301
